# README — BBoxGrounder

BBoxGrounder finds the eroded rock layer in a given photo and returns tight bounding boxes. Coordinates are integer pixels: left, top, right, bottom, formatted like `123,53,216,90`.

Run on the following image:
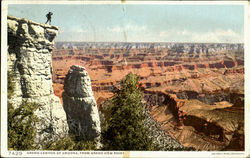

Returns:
52,42,244,150
52,42,243,105
62,65,101,143
7,16,69,145
146,90,244,151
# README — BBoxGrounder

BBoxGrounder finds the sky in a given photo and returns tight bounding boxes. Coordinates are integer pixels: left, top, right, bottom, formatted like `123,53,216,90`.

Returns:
8,4,244,43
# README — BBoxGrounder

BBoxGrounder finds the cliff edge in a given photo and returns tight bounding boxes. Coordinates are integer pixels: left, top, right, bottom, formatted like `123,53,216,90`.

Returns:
7,16,69,145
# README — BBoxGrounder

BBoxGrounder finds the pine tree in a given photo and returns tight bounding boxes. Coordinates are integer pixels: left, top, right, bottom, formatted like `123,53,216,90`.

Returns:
102,73,157,150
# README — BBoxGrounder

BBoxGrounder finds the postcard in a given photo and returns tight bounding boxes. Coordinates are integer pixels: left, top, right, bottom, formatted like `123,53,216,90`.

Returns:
1,0,250,157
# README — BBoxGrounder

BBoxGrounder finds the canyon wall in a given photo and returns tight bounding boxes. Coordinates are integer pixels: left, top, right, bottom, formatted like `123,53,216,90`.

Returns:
145,90,244,151
7,16,69,145
52,42,244,106
51,40,244,150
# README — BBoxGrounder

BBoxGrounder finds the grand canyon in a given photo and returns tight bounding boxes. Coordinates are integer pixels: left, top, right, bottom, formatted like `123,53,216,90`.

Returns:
52,42,244,151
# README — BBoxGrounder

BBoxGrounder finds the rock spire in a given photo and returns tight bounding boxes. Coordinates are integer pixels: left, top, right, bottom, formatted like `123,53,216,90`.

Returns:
62,65,101,144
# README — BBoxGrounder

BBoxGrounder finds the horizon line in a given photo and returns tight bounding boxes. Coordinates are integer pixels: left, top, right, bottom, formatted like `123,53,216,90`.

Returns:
55,41,244,44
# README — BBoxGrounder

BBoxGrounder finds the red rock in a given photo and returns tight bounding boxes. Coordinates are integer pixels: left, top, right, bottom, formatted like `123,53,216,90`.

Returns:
51,43,244,150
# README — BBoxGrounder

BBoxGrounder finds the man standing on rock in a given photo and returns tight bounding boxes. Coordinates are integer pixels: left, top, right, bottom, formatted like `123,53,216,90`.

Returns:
45,12,53,25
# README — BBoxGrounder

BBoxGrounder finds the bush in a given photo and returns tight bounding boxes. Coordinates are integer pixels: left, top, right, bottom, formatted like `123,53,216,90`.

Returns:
7,71,15,98
44,136,97,150
8,102,40,150
101,73,158,150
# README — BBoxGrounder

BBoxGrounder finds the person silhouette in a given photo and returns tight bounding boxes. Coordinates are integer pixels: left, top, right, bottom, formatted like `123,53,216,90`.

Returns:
45,12,53,25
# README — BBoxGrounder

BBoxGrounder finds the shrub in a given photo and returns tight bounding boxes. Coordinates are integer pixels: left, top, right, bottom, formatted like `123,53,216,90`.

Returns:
102,73,157,150
8,102,40,150
44,136,97,150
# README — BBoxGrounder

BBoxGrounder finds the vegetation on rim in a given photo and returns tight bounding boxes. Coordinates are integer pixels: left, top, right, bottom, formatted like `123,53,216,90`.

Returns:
101,73,158,150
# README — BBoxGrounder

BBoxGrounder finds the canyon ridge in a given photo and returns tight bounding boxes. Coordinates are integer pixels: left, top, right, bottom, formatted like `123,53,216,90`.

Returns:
52,42,244,151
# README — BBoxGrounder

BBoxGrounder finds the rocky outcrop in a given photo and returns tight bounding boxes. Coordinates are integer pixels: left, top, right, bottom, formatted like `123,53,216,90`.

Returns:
7,16,69,145
51,42,244,151
176,91,244,105
144,111,187,150
147,90,244,151
52,42,244,107
62,65,101,144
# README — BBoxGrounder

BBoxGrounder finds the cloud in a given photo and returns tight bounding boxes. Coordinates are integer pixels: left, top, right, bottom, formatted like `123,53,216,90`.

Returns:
60,27,87,33
108,23,147,33
108,26,122,33
159,29,243,43
58,24,242,43
74,28,88,33
191,29,242,43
